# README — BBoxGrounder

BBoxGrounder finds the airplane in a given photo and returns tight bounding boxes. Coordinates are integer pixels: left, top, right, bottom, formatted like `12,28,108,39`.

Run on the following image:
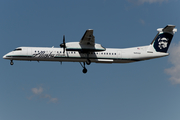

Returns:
3,25,177,73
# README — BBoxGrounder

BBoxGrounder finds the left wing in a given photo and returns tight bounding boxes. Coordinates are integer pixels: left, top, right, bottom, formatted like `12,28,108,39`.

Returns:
65,29,105,52
80,29,95,46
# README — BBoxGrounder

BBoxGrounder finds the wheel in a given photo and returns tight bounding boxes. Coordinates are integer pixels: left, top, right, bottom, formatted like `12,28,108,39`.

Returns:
82,68,87,73
10,60,14,65
86,59,91,65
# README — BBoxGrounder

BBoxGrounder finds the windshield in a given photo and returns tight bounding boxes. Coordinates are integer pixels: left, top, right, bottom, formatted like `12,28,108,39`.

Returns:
14,48,22,51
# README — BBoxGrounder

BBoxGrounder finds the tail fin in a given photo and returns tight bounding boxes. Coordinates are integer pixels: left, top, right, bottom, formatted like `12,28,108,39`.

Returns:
149,25,177,53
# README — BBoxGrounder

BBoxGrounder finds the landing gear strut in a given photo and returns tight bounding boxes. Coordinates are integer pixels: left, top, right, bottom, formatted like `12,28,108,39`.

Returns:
86,59,91,65
10,60,14,65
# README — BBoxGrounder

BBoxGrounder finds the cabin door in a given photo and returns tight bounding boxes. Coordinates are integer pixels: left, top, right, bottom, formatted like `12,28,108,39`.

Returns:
117,51,121,59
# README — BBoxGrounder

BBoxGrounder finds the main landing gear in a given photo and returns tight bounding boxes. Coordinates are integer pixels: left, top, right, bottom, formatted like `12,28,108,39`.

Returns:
86,59,91,65
10,60,14,65
80,59,91,74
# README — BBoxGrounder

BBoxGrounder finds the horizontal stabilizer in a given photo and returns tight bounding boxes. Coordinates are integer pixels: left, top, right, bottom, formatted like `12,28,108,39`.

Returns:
157,25,177,33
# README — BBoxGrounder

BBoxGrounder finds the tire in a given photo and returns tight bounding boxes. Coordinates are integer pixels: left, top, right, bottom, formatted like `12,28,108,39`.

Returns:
82,68,87,73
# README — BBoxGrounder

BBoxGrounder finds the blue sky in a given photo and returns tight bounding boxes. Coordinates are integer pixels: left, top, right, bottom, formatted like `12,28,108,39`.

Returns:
1,0,180,120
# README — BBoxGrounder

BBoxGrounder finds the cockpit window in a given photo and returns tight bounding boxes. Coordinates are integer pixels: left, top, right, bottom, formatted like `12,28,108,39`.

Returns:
14,48,22,51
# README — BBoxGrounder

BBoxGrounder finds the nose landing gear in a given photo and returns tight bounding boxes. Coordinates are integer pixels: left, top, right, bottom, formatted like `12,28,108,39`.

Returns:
10,60,14,65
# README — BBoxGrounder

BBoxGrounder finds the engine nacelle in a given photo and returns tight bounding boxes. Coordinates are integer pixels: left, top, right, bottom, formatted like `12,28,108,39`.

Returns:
65,42,106,52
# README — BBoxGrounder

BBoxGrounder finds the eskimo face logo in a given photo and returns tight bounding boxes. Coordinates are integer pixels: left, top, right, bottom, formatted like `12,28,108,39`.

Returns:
158,37,168,49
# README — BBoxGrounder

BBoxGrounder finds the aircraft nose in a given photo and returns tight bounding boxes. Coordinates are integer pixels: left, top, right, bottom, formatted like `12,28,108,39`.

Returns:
3,54,7,59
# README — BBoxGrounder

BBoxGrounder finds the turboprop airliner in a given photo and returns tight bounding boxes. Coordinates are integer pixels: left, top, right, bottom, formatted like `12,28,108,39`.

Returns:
3,25,177,73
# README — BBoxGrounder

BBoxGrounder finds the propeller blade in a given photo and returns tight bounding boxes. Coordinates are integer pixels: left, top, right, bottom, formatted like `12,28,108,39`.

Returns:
63,35,65,44
63,47,65,53
60,35,66,53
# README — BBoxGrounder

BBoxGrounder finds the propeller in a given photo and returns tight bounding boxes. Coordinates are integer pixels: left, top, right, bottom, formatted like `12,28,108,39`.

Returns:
60,35,66,53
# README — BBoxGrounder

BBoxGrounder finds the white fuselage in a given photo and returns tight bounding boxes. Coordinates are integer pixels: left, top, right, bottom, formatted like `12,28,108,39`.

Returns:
2,25,176,73
3,45,169,64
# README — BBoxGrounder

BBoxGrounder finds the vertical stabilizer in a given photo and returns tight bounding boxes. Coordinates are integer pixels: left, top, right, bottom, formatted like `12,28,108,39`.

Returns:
148,25,177,53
